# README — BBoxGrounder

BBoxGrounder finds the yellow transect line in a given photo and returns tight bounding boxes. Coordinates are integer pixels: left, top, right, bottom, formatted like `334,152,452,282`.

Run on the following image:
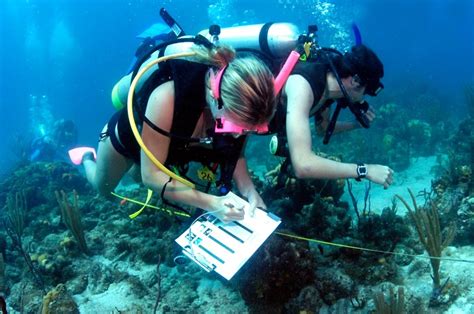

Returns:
276,231,474,264
111,191,191,218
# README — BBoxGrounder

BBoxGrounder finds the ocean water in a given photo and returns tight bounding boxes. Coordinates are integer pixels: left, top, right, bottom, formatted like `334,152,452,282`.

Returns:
0,0,472,174
0,0,473,312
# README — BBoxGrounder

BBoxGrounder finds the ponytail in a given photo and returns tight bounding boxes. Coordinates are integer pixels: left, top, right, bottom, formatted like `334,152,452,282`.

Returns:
192,45,236,68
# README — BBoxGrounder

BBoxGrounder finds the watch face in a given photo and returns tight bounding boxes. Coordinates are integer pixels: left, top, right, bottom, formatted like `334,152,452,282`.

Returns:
358,165,367,176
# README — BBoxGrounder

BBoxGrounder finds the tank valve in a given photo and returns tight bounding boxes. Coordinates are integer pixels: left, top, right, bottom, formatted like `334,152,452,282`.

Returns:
209,24,221,44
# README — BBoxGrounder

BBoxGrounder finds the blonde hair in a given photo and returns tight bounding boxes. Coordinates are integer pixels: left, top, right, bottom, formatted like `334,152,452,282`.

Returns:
193,45,276,125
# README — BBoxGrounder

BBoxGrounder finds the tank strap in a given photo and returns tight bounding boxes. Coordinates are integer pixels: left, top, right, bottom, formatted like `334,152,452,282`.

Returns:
259,22,274,58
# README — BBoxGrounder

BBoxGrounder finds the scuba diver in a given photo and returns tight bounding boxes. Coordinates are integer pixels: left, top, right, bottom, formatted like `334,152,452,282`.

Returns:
27,94,78,162
30,119,78,162
268,26,394,189
70,10,278,223
262,24,393,189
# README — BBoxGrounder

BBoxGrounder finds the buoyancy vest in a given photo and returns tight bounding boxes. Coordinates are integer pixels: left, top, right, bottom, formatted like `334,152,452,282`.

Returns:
131,58,245,190
269,61,334,135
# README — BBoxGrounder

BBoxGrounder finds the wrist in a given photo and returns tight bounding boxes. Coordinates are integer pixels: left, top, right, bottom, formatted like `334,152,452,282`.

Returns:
207,195,221,213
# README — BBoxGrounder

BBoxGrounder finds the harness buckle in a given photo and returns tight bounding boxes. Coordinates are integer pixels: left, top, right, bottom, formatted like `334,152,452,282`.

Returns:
199,137,213,145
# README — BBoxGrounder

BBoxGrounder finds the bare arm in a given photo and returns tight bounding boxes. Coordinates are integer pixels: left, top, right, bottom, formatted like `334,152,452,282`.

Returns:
284,75,393,187
140,82,245,221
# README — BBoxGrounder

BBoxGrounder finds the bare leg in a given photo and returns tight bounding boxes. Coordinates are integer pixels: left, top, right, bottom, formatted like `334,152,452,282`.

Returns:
83,125,132,196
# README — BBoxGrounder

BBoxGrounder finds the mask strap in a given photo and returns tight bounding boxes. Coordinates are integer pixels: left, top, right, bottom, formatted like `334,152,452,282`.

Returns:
210,65,228,108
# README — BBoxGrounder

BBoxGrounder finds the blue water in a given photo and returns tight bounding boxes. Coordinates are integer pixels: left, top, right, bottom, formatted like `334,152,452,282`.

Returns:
0,0,473,175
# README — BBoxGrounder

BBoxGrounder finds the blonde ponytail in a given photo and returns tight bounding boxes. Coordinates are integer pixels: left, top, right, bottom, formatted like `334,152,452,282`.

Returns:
192,45,236,68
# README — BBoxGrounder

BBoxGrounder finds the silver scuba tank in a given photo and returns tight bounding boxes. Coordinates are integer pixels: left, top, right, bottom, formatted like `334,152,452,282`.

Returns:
163,23,300,58
111,23,301,110
198,23,300,58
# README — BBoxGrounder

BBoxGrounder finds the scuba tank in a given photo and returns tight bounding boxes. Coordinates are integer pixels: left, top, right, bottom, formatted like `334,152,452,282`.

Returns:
111,16,301,110
161,23,300,58
198,23,300,59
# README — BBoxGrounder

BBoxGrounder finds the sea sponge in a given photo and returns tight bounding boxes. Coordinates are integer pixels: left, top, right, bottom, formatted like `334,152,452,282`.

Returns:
382,134,395,151
40,284,79,314
37,254,49,267
407,119,432,139
59,236,74,250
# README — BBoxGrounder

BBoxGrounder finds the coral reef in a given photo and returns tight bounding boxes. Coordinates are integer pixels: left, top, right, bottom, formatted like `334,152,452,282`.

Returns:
262,157,346,213
1,99,473,312
431,111,473,245
234,235,315,312
0,253,5,295
396,189,456,307
320,96,451,172
0,162,91,209
55,190,89,255
373,286,405,314
354,206,410,256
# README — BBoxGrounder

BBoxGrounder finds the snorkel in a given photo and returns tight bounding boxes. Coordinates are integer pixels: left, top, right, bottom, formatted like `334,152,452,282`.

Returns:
352,22,363,46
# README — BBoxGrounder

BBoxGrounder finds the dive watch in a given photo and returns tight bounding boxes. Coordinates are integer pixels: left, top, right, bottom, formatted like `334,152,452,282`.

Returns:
355,164,367,181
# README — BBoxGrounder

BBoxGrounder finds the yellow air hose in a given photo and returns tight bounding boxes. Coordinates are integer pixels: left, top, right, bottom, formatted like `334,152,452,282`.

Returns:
127,51,197,188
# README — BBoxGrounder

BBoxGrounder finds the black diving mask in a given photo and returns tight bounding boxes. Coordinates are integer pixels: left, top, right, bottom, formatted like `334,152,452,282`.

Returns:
353,74,384,96
365,80,384,96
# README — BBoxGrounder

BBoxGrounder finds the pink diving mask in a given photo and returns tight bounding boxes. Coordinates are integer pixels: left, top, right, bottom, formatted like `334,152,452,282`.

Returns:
215,117,269,134
210,66,269,135
209,51,300,135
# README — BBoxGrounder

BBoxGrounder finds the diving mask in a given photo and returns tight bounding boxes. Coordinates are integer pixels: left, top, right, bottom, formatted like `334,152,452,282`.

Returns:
215,117,268,134
353,74,384,96
209,66,269,135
